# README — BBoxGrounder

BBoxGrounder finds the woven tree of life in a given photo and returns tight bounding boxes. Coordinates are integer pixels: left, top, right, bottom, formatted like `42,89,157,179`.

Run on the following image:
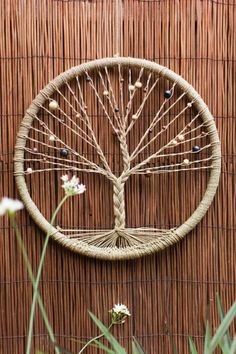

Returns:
14,58,221,260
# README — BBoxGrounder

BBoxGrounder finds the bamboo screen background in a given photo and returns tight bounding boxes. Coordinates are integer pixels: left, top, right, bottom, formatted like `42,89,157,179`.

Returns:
0,0,235,353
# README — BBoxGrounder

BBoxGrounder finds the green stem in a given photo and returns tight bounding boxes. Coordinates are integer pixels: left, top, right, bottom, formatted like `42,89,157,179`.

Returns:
9,215,60,354
78,323,113,354
26,195,68,354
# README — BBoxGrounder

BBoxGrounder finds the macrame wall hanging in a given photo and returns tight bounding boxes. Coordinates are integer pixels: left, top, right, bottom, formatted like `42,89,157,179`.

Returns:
14,2,221,260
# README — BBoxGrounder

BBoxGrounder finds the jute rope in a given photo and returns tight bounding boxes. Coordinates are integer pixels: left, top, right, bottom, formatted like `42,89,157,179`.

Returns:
14,57,221,260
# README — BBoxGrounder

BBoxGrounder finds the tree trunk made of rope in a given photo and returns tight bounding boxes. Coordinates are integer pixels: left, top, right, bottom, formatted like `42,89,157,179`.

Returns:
113,179,126,230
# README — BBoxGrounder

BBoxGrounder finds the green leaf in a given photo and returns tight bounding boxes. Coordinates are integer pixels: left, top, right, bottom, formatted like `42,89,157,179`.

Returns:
209,300,236,353
218,340,232,354
229,335,236,354
93,339,116,354
132,337,146,354
204,321,212,354
132,341,140,354
217,294,225,321
89,312,127,354
79,339,116,353
188,336,198,354
216,294,232,350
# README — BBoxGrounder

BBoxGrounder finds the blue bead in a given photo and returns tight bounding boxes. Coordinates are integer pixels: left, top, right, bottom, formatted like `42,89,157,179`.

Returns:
60,148,68,157
192,145,200,153
164,90,172,99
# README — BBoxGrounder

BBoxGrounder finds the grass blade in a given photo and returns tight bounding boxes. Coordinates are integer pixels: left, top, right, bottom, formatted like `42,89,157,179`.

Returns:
132,337,146,354
89,312,127,354
216,294,232,351
209,300,236,353
93,339,116,354
229,335,236,354
189,336,198,354
132,341,140,354
204,321,212,354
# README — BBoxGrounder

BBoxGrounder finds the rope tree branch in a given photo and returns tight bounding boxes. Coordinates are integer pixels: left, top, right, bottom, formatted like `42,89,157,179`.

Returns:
125,75,161,134
124,67,145,125
129,89,186,160
17,118,106,174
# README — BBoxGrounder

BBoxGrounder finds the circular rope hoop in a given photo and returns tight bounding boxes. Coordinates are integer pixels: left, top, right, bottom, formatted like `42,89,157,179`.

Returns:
14,57,221,260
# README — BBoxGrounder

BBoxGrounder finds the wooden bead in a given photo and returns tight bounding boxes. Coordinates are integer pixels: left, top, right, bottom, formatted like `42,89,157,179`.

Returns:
33,147,38,152
49,135,55,141
132,114,138,120
145,169,152,177
183,159,190,165
187,102,192,107
49,100,59,111
135,81,142,88
26,167,33,173
171,139,178,146
177,134,185,141
103,90,109,96
128,84,135,91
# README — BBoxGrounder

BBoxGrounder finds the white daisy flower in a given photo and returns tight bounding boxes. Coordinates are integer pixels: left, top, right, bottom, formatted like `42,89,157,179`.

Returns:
0,197,24,216
76,183,86,194
113,304,131,316
61,174,69,182
110,303,131,324
61,174,86,196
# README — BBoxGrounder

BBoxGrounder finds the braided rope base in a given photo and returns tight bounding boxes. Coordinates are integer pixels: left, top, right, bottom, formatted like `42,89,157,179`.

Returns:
14,57,221,260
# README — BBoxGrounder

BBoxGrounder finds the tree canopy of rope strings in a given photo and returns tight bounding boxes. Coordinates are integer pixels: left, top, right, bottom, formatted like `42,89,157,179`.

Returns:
14,57,221,260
